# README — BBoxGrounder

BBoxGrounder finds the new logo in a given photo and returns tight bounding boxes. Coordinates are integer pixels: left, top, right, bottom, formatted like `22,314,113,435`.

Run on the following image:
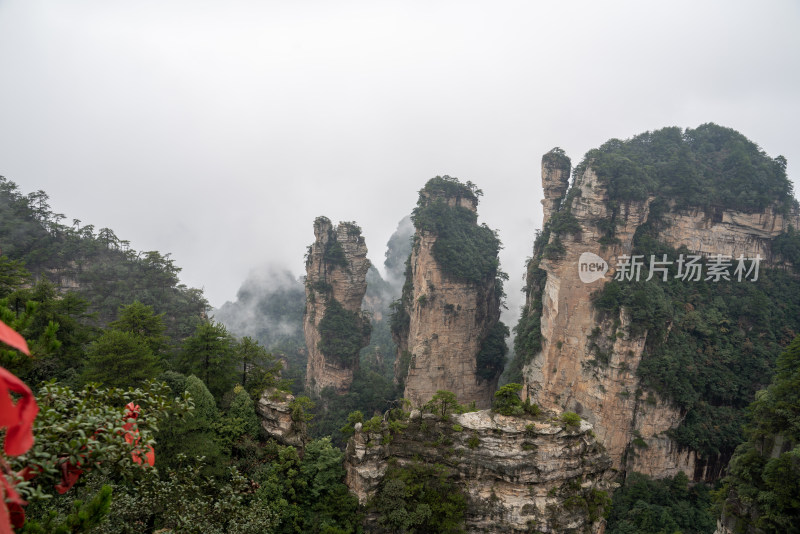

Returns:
578,252,608,283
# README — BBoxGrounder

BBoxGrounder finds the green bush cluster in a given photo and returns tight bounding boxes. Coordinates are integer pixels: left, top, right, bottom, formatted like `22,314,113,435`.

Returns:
492,383,541,417
371,461,467,533
606,472,715,534
561,411,581,427
577,124,796,215
411,176,501,285
476,321,509,381
717,335,800,533
317,298,371,367
591,226,800,457
0,177,208,342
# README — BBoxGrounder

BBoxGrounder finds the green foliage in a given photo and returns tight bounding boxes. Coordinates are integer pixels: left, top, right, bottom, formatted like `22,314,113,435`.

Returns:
21,485,113,534
542,146,571,174
606,472,716,534
155,374,228,478
717,335,800,533
581,123,796,214
372,461,467,533
412,176,501,284
108,300,168,355
317,298,370,367
179,320,238,400
11,380,191,505
229,384,261,438
424,390,462,420
1,280,96,386
0,177,208,343
235,336,282,401
773,225,800,272
309,367,399,446
420,175,481,203
591,224,800,458
81,329,162,388
93,456,281,533
323,240,348,268
0,254,31,298
476,321,509,381
361,415,383,433
212,267,307,393
245,439,360,533
290,395,315,423
493,383,525,416
561,411,581,427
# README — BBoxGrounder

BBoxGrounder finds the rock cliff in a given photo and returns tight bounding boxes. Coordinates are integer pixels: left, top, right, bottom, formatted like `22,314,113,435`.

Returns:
304,216,371,396
541,148,572,226
256,387,307,448
344,409,615,533
517,128,800,482
392,176,507,410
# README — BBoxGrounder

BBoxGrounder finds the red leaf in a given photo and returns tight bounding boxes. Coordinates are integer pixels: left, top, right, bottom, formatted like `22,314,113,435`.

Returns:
54,462,83,494
0,320,29,355
0,366,39,456
0,495,11,534
1,471,27,534
7,503,24,530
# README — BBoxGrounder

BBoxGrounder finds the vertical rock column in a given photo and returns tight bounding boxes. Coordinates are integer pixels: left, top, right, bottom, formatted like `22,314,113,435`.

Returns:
393,177,506,409
541,147,571,226
304,216,371,396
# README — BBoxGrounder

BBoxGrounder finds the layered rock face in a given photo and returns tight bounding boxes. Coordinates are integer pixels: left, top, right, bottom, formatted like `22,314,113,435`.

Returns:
520,155,799,480
304,216,371,396
345,409,615,533
256,387,307,448
393,177,505,410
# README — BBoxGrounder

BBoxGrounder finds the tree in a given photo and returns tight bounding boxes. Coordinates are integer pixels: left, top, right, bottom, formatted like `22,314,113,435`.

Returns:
228,384,260,438
717,335,800,533
423,390,461,420
235,336,282,400
0,255,31,298
81,330,161,388
109,301,168,355
179,321,237,400
156,375,226,477
492,383,524,416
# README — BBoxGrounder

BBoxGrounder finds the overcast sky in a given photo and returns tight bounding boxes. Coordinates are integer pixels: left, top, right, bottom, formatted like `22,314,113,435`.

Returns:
1,0,798,316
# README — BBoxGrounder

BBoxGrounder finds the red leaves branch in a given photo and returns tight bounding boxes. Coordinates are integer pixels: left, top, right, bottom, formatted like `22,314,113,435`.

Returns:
1,319,158,532
1,319,33,534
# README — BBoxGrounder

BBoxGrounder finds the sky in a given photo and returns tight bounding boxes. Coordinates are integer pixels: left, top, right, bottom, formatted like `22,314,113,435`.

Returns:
1,0,799,316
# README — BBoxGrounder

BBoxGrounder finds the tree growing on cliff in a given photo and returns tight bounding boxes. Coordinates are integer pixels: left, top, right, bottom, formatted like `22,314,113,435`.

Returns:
424,390,461,420
716,334,800,533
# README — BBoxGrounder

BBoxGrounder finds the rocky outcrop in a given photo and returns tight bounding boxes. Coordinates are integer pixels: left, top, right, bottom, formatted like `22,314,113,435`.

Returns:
304,217,371,396
520,155,800,480
256,387,306,448
344,409,615,533
393,177,506,410
541,148,572,226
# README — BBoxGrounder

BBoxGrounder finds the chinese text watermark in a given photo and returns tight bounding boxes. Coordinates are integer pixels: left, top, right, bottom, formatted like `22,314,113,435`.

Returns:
578,253,761,283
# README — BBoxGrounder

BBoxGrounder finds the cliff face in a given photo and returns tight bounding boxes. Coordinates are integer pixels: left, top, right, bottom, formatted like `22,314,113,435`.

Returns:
345,410,615,533
304,217,371,396
520,153,800,480
393,177,506,410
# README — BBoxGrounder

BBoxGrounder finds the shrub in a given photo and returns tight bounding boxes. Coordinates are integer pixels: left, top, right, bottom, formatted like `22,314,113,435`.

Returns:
492,383,525,416
561,412,581,427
